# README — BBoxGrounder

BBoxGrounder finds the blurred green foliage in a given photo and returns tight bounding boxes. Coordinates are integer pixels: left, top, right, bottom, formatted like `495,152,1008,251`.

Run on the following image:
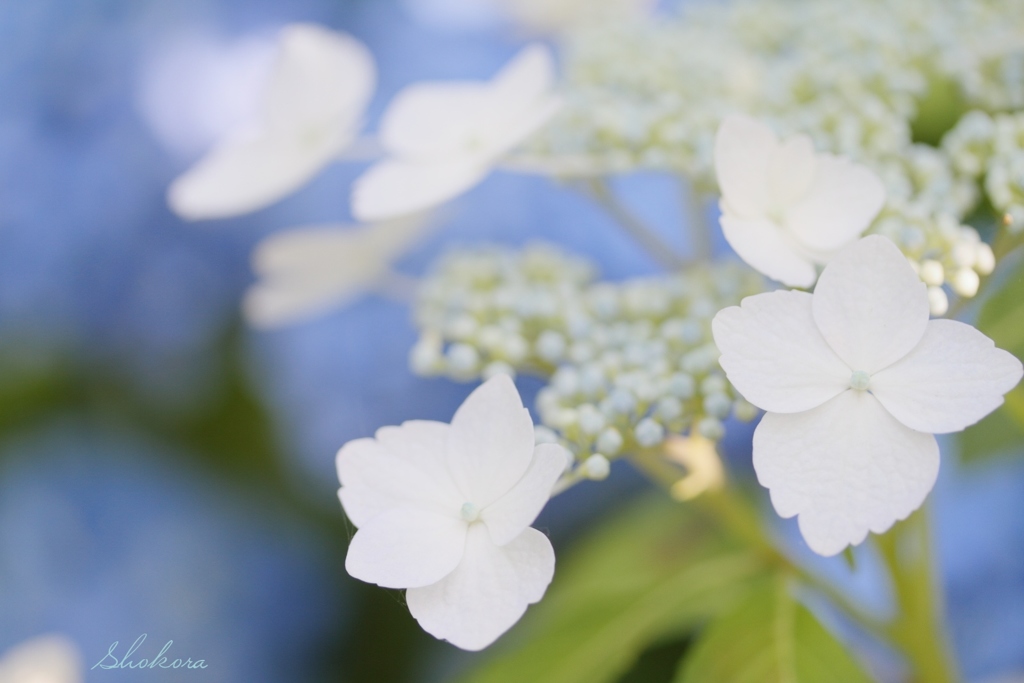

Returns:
674,578,874,683
460,497,772,683
960,253,1024,463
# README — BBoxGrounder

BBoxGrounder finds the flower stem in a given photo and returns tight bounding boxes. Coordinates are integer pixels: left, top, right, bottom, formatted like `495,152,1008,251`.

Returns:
581,179,689,271
681,179,714,261
874,509,961,683
628,449,888,638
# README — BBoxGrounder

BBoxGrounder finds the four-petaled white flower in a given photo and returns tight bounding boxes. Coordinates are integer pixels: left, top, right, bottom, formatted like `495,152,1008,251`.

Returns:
337,374,569,650
712,235,1022,556
0,635,82,683
243,216,426,328
714,114,886,288
168,24,375,221
351,44,561,222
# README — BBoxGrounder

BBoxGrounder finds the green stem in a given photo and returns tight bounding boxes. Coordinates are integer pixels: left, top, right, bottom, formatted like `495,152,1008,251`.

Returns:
581,179,689,271
629,451,888,638
682,179,714,261
875,509,961,683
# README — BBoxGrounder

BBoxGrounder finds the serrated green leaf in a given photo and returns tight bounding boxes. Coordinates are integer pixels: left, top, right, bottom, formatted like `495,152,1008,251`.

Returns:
675,578,875,683
458,496,769,683
960,258,1024,463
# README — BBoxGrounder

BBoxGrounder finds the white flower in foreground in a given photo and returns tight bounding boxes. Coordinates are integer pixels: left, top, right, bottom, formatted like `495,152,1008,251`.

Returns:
712,235,1022,556
715,115,886,288
337,374,568,650
352,44,560,222
168,24,375,221
243,217,426,328
0,635,82,683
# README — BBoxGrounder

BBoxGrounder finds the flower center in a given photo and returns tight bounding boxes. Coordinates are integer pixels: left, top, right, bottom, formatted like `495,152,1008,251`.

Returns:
849,370,871,391
460,502,481,523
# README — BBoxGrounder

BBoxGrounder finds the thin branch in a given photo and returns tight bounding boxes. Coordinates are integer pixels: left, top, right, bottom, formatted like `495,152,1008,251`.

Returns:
581,179,689,271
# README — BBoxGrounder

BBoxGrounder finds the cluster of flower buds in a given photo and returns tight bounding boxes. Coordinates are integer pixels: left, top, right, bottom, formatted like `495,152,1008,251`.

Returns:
944,110,1024,233
410,244,765,475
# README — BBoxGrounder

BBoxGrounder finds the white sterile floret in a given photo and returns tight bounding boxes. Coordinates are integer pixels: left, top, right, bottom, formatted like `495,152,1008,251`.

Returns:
169,24,375,220
336,375,568,650
714,115,886,288
244,217,426,327
0,635,82,683
352,45,561,221
712,235,1023,557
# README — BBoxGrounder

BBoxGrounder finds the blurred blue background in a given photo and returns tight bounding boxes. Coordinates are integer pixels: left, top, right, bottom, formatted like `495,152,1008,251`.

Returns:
0,0,1022,681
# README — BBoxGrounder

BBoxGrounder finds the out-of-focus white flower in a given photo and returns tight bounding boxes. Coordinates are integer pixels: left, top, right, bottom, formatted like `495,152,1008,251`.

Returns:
352,45,560,222
243,217,426,328
337,374,568,650
168,24,375,221
712,235,1022,556
715,115,886,288
0,635,82,683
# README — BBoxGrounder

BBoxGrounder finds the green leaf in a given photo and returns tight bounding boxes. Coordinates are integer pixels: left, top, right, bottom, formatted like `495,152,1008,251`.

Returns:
458,496,769,683
960,257,1024,463
675,578,875,683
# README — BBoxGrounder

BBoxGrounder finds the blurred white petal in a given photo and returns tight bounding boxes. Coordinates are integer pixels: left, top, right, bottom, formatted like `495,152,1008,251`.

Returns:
0,635,82,683
244,217,426,327
354,44,558,219
167,24,375,220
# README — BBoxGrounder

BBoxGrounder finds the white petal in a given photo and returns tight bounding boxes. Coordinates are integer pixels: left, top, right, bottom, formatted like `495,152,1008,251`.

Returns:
263,24,375,134
482,443,567,546
243,218,426,327
766,134,816,208
352,157,489,222
785,155,886,253
714,114,777,219
337,420,463,527
486,94,562,158
379,82,494,159
447,375,536,507
483,45,560,148
345,508,468,589
871,319,1024,434
407,524,554,651
713,290,851,414
812,235,929,374
167,127,343,220
719,213,818,287
753,390,939,556
0,635,81,683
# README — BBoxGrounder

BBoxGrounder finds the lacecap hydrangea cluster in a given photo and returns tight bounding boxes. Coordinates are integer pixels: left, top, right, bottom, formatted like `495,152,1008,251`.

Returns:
410,244,765,477
521,0,1020,312
944,109,1024,233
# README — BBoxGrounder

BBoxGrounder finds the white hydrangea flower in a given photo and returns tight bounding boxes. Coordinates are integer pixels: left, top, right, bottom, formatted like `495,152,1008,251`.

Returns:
715,115,886,288
351,45,560,222
712,235,1022,556
168,24,375,220
243,217,426,328
337,374,568,650
0,635,82,683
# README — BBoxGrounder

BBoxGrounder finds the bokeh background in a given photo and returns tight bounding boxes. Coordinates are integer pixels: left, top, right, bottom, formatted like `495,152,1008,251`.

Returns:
1,0,1023,681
